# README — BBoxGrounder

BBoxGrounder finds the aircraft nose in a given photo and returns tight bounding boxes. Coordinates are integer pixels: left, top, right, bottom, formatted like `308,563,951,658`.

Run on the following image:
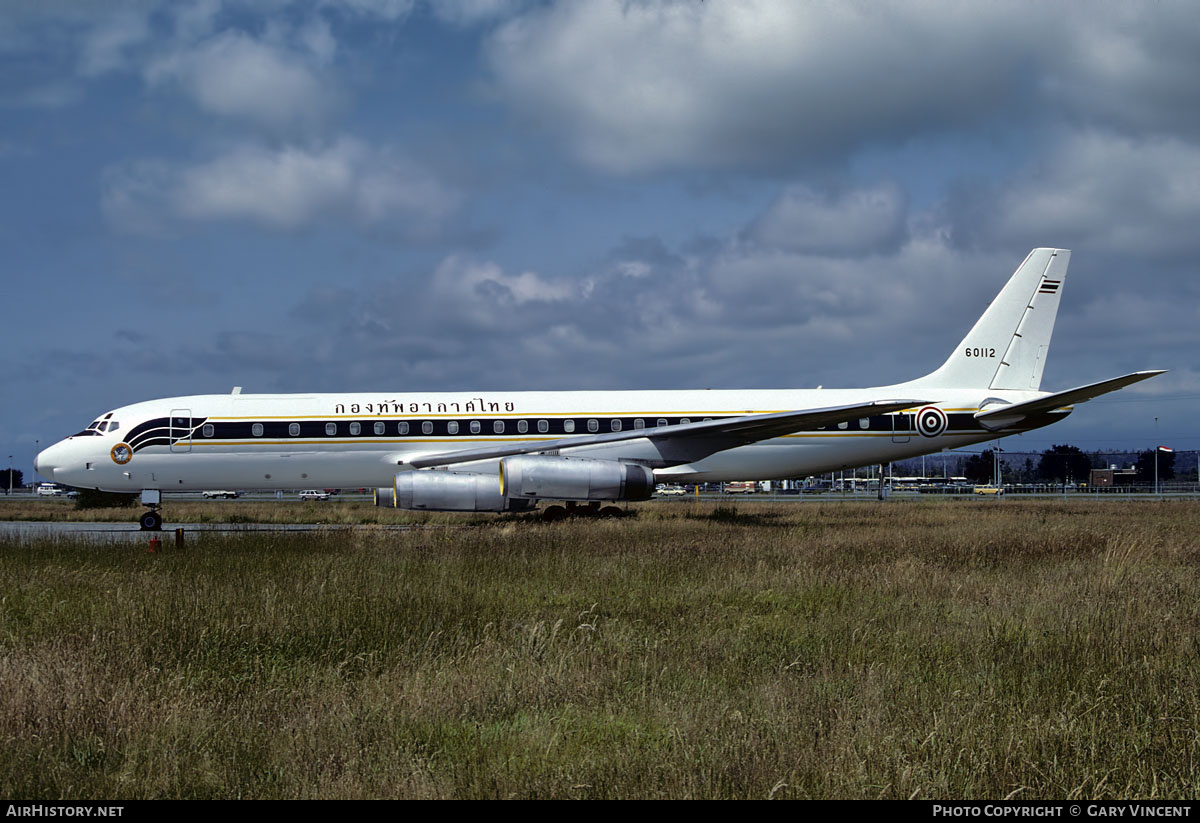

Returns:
34,442,64,481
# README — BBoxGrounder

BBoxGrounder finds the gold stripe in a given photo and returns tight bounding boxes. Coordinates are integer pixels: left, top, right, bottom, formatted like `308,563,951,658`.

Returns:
210,411,754,420
164,430,987,449
177,437,560,447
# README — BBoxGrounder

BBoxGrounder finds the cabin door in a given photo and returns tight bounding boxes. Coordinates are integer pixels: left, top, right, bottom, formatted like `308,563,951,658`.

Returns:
891,412,912,444
170,409,193,453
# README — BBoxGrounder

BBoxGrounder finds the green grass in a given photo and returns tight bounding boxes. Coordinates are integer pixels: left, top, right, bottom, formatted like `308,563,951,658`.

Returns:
2,500,1199,798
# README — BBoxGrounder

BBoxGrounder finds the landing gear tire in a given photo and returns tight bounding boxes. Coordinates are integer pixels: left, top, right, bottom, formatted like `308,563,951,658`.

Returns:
541,505,567,522
599,506,623,518
139,510,163,531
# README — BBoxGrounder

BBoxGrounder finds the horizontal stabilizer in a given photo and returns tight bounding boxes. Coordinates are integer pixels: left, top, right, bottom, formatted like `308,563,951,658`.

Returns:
406,399,930,469
974,370,1166,431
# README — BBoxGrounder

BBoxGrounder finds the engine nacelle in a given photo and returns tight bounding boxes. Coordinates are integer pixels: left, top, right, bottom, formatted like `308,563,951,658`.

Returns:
499,455,654,502
376,471,534,512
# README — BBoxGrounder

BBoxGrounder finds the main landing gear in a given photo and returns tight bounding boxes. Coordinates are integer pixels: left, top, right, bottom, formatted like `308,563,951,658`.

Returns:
540,502,628,522
139,489,163,531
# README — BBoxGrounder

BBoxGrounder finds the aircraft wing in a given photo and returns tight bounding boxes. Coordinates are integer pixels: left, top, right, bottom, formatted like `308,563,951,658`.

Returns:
405,399,930,469
974,370,1166,431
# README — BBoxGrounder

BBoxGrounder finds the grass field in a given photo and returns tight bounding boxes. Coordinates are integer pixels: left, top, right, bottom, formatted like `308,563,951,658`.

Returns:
2,499,1199,799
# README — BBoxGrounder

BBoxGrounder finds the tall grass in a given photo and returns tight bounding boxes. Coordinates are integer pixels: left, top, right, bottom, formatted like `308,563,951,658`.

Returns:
1,501,1198,798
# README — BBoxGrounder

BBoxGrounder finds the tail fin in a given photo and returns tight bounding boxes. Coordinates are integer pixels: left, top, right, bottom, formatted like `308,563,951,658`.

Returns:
915,248,1070,390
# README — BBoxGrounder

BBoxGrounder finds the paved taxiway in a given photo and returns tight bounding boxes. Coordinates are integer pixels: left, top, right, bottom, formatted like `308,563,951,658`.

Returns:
0,521,415,544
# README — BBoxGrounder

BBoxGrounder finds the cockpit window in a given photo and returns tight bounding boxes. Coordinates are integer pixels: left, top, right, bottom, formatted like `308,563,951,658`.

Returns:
88,421,100,430
97,422,108,432
108,421,119,432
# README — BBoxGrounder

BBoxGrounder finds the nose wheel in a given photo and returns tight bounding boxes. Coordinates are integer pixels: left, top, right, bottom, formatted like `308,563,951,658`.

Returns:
138,489,164,531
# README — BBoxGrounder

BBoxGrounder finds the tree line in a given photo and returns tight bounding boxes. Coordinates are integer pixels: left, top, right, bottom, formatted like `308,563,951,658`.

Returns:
933,445,1182,486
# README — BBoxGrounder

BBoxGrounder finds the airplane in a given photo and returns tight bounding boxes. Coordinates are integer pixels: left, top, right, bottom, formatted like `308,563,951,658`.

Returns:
34,248,1163,529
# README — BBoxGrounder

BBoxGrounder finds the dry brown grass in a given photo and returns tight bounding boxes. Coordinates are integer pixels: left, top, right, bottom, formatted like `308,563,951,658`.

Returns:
2,499,1199,798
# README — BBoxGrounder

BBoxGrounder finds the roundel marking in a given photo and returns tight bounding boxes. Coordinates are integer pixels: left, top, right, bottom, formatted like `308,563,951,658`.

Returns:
916,406,948,438
110,442,133,465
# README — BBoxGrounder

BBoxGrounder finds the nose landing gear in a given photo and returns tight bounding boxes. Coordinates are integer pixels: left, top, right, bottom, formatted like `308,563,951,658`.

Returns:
139,489,163,531
139,509,163,531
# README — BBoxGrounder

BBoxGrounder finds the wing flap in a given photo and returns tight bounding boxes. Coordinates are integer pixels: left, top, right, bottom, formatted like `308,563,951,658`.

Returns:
405,399,930,469
974,370,1165,431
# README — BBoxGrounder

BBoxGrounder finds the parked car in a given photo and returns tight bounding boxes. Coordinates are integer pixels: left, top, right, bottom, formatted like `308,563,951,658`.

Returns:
655,485,688,496
202,490,241,499
973,485,1005,496
37,483,66,497
299,489,330,501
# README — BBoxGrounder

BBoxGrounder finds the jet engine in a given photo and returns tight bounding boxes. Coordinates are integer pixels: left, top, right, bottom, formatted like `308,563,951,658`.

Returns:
375,456,653,512
375,470,534,512
499,455,654,502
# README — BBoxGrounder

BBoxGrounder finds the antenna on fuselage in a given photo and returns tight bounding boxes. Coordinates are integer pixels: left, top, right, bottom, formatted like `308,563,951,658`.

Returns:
232,387,242,395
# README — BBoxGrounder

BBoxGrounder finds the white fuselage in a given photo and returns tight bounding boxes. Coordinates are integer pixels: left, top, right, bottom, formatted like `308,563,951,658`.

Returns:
34,384,1060,493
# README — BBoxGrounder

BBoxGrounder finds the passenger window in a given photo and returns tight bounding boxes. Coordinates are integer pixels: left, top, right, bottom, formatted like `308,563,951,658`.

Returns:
447,421,459,435
421,421,433,435
563,420,575,433
680,418,690,425
350,422,361,436
611,419,622,432
252,423,264,437
588,419,599,432
493,421,504,434
288,423,300,437
838,421,848,430
657,419,667,428
203,424,215,438
537,420,549,433
634,419,645,429
374,422,385,435
470,421,481,434
326,422,337,436
398,422,409,435
518,420,528,433
859,418,869,430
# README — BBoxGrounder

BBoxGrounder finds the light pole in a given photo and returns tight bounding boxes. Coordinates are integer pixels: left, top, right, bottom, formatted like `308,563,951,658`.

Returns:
7,455,11,495
1154,417,1159,498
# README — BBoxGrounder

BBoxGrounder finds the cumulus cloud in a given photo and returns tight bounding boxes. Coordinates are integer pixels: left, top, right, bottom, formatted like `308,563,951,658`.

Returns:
176,224,1027,395
328,0,417,21
102,137,460,233
483,0,1200,175
1047,7,1200,139
745,183,908,256
145,28,337,130
427,0,530,27
78,9,151,76
945,132,1200,258
432,255,574,304
483,0,1044,173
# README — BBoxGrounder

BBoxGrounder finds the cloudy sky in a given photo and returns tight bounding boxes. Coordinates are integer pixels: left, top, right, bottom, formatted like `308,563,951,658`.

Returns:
3,0,1198,478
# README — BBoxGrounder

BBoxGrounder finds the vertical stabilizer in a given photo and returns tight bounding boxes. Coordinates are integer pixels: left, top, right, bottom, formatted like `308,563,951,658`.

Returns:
913,248,1070,390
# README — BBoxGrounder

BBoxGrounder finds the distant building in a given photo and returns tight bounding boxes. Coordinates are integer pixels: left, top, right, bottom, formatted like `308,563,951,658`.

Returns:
1089,468,1138,487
